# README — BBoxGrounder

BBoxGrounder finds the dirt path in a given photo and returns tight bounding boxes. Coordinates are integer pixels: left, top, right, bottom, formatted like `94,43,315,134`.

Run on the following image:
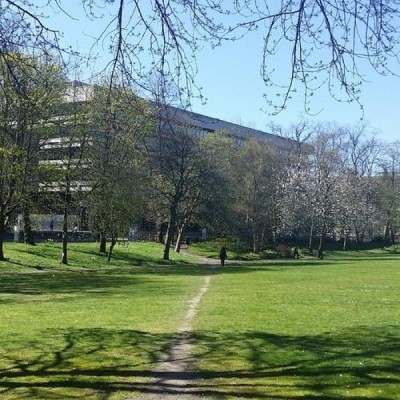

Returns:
134,252,219,399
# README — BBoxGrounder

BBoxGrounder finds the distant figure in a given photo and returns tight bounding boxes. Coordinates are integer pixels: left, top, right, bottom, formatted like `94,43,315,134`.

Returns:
219,246,227,267
292,246,300,259
73,223,78,232
49,220,54,231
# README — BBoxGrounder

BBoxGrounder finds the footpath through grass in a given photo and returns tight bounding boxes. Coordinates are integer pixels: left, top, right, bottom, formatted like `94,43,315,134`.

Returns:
0,242,399,399
0,241,208,400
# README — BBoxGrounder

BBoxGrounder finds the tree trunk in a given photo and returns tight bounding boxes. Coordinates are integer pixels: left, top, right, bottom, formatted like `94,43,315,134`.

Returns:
383,218,391,243
164,205,179,260
317,231,325,260
271,226,276,245
155,221,164,243
107,237,117,262
163,225,173,260
252,223,260,253
174,226,184,253
23,207,35,246
343,231,348,251
354,228,361,244
0,217,5,261
163,219,176,260
308,221,314,253
99,233,107,253
175,217,190,253
260,225,267,252
390,227,396,245
61,207,68,265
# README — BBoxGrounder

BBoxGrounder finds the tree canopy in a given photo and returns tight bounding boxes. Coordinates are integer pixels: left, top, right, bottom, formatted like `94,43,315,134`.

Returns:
2,1,400,112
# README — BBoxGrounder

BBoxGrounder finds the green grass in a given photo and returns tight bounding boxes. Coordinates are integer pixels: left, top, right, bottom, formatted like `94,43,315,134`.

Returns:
1,242,400,399
0,241,208,399
188,238,278,261
191,256,400,399
0,241,195,272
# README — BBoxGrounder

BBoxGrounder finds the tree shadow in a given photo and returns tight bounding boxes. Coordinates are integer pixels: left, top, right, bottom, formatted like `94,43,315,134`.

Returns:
0,326,399,399
190,326,400,398
2,242,196,274
0,269,195,305
1,253,399,303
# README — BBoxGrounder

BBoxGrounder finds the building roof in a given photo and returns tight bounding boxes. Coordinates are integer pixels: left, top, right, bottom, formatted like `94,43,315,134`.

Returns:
64,81,291,148
153,102,292,149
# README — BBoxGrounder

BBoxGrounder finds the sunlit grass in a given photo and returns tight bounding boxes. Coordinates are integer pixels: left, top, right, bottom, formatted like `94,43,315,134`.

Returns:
1,243,400,398
0,241,207,399
0,241,195,272
192,256,400,399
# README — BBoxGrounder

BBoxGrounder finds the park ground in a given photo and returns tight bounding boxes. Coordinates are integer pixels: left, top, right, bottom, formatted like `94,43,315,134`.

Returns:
0,241,400,399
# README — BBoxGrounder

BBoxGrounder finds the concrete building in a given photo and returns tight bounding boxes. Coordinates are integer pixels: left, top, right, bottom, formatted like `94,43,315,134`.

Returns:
19,81,293,239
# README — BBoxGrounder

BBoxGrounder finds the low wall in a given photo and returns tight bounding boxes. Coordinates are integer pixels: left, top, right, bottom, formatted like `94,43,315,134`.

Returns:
5,230,95,243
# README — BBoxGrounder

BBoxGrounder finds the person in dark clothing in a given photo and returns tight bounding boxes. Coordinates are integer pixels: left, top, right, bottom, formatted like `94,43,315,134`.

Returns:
219,246,227,266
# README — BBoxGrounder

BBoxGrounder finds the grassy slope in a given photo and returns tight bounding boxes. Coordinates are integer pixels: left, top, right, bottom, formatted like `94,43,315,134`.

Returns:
0,241,193,271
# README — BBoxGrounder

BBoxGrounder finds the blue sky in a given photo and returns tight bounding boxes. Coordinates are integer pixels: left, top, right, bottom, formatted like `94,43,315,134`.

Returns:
193,36,400,143
48,1,399,143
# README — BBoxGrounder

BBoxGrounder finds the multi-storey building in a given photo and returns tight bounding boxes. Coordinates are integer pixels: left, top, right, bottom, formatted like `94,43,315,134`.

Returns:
16,81,293,239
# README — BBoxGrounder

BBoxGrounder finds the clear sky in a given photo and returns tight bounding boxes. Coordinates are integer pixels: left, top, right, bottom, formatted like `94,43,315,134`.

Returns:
193,36,400,143
47,1,399,143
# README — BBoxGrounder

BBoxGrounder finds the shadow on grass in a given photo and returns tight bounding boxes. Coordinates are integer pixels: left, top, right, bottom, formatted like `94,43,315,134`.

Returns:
5,243,193,269
0,255,398,302
0,267,209,304
0,261,340,302
3,241,400,277
0,326,399,399
70,244,194,267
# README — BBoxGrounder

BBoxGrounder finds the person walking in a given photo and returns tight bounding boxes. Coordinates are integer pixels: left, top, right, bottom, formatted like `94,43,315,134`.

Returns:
219,246,227,267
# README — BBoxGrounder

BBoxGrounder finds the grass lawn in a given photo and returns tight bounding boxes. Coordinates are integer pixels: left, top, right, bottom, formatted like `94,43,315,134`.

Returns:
192,253,400,399
0,241,209,399
0,241,399,399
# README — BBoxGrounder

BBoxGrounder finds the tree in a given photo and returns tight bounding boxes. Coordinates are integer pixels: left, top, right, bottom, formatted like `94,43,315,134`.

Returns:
86,80,153,260
194,131,237,240
308,130,346,259
240,1,400,113
234,139,285,253
0,53,65,260
281,127,345,258
147,107,208,260
271,119,316,247
379,142,400,244
4,1,400,111
279,166,316,249
173,130,236,253
40,82,91,265
336,125,381,247
335,172,379,249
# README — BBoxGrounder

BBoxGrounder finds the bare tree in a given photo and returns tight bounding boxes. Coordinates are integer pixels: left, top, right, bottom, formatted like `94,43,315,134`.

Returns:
270,117,315,163
3,1,400,112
